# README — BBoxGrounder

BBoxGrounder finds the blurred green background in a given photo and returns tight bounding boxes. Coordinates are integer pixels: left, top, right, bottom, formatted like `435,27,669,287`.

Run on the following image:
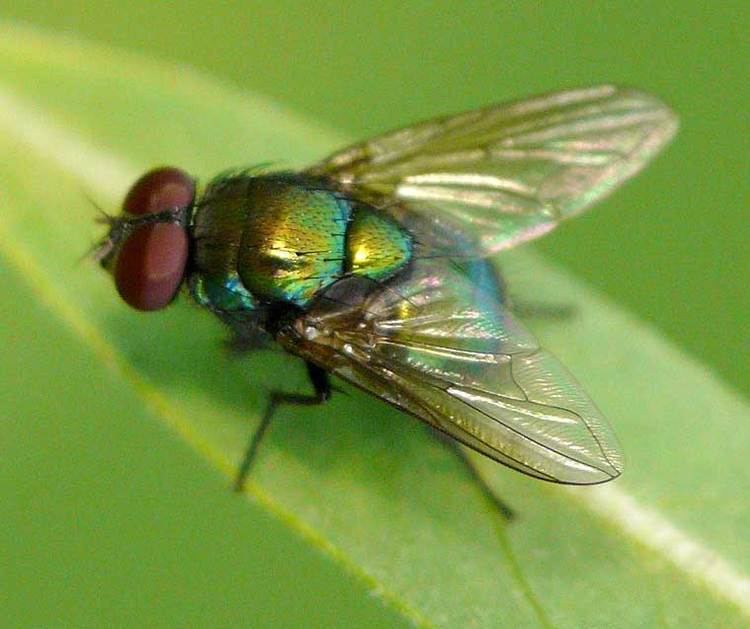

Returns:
1,2,747,626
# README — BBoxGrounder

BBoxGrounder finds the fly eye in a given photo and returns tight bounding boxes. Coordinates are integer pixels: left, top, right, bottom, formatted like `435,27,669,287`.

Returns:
114,167,195,311
122,166,195,216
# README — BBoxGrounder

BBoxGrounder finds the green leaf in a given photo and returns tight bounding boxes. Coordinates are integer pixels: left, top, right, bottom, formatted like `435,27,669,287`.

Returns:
1,22,748,627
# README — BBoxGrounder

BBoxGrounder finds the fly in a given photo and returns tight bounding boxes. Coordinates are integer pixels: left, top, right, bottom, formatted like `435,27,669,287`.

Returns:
95,85,677,517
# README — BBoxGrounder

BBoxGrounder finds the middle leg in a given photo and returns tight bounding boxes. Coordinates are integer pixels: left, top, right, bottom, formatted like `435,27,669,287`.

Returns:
234,362,331,492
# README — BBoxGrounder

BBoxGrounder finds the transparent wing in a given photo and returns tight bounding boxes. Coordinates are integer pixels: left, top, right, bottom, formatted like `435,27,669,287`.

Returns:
279,258,623,484
307,85,677,255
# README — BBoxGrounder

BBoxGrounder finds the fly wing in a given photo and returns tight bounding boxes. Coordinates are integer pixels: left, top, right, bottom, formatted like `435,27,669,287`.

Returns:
279,258,623,484
307,85,677,256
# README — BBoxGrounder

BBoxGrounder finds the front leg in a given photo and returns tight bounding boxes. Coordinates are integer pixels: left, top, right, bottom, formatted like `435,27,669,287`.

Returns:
234,361,331,492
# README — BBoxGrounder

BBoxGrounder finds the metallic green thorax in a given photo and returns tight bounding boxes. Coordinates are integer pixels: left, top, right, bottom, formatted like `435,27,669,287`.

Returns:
189,173,412,312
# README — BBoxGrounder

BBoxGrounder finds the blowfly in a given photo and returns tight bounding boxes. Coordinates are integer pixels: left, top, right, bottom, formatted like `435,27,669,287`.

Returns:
95,85,677,507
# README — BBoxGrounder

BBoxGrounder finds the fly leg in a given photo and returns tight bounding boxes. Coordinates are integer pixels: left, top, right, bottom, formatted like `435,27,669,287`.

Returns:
432,429,515,521
233,361,331,492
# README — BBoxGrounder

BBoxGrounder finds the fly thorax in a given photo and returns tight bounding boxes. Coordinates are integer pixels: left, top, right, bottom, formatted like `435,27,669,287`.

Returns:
190,272,256,312
345,206,413,282
189,172,412,320
236,178,352,307
191,174,354,311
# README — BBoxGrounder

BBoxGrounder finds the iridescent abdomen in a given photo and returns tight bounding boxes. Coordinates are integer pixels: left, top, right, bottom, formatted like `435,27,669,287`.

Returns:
190,174,412,312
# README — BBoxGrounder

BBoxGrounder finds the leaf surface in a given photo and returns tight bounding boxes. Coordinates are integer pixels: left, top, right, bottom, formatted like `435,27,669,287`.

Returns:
1,23,748,627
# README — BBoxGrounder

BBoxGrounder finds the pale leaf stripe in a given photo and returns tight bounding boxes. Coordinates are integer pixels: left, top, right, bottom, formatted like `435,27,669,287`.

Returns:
569,485,750,615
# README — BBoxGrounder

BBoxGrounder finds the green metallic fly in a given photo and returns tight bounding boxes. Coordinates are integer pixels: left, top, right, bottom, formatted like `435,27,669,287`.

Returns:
96,85,677,499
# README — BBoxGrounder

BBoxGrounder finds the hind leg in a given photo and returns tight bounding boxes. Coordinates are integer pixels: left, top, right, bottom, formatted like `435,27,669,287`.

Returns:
431,429,515,521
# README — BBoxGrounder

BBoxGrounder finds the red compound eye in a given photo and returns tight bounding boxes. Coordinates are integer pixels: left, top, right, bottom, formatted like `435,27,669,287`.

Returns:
115,167,195,311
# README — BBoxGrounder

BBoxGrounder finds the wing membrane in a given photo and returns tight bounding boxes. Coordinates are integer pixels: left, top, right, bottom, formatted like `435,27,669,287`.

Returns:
308,85,677,255
279,258,623,484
